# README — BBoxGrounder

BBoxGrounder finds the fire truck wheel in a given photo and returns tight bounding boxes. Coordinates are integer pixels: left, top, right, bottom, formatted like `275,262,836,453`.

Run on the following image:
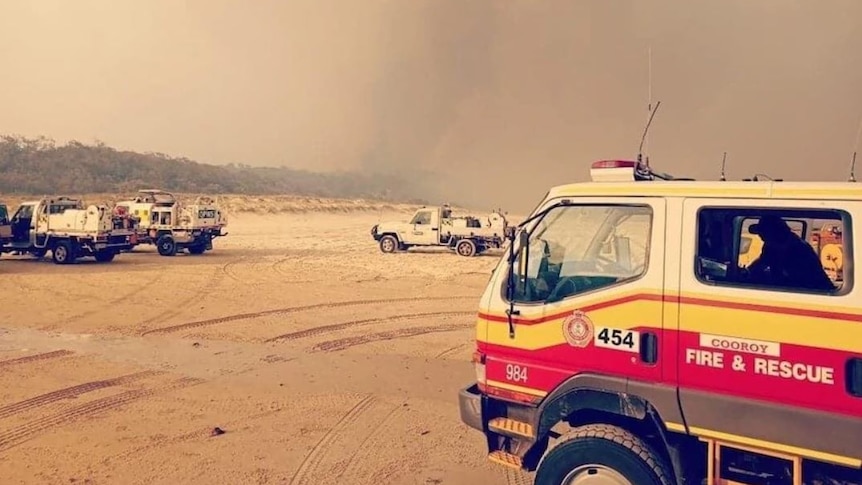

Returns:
156,235,178,256
535,423,673,485
51,240,77,265
456,239,477,257
379,235,398,253
94,251,115,263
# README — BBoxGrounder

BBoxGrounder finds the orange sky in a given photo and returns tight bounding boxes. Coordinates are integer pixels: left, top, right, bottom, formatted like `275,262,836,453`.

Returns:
1,0,861,210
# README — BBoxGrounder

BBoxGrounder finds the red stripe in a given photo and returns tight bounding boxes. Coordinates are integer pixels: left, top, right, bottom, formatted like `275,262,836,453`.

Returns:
478,293,862,325
478,293,663,324
479,328,862,419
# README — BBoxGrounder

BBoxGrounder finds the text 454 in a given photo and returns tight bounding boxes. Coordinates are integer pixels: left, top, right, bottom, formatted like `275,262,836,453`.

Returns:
595,326,640,353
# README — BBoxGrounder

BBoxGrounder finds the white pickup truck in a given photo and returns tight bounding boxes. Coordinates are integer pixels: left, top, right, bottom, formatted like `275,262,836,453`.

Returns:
0,197,137,264
371,205,508,257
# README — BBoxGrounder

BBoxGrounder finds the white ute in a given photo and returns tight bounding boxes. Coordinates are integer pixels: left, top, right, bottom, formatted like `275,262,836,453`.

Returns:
371,204,508,257
0,196,136,264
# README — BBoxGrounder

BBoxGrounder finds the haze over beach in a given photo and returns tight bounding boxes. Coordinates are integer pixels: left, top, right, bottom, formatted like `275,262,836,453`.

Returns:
1,2,862,484
2,0,861,212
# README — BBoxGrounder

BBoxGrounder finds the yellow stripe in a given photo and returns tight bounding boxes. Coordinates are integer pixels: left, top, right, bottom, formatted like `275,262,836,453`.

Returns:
478,289,862,352
486,379,548,397
665,422,862,468
677,304,862,354
482,300,661,350
681,289,860,314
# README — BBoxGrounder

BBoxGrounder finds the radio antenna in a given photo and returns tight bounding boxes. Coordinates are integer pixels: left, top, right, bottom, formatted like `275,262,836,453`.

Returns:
638,100,661,165
720,152,727,181
850,152,857,182
645,46,652,157
851,114,862,182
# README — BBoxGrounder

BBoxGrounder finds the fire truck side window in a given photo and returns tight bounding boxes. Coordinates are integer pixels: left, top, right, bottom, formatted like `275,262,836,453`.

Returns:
695,207,851,295
509,204,652,303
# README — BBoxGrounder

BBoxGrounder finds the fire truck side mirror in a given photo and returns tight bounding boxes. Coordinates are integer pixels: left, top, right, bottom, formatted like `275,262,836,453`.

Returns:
504,225,516,240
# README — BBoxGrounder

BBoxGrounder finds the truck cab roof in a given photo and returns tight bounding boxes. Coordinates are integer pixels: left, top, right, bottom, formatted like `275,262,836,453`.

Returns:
545,160,861,202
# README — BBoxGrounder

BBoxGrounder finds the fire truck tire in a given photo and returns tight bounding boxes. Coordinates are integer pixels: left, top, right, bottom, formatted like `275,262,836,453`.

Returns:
156,235,177,256
534,423,673,485
455,239,477,257
379,235,398,253
94,251,115,263
51,240,77,265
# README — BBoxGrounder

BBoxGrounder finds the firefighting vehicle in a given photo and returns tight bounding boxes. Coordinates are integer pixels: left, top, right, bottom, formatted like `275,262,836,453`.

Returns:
458,159,861,484
371,204,509,257
0,197,136,263
114,189,227,256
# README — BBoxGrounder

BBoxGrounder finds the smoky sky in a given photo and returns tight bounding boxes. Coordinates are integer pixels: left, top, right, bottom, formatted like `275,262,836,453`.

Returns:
1,0,861,212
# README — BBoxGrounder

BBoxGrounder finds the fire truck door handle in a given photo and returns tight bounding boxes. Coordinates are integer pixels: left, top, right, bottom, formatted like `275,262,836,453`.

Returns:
640,332,658,365
847,357,862,397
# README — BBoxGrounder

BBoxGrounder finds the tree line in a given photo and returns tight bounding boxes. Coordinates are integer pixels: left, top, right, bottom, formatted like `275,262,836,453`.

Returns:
0,135,431,203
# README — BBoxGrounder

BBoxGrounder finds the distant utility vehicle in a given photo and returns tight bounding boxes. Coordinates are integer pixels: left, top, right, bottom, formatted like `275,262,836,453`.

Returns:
371,204,508,257
0,197,136,264
114,189,227,256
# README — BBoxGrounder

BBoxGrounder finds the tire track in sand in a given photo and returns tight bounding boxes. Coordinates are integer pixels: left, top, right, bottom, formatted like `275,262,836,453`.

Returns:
103,407,283,464
0,350,75,370
265,310,474,343
0,376,203,453
65,273,167,325
434,342,471,359
334,405,406,482
289,395,399,485
312,321,475,353
142,295,476,337
0,370,163,420
103,394,353,465
135,258,239,331
220,254,257,284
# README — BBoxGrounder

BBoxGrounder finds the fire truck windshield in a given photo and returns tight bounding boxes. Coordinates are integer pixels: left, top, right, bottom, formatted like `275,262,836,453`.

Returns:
510,203,652,303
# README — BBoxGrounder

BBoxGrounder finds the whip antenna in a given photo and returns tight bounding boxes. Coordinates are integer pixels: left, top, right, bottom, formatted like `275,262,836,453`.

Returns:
638,100,661,164
851,114,862,182
850,152,857,183
720,152,727,181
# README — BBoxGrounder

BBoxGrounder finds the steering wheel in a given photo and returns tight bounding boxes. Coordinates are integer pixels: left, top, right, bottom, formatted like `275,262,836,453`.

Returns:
547,277,578,303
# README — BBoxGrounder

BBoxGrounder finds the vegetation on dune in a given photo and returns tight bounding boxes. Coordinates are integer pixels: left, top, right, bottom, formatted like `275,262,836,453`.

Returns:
0,135,431,204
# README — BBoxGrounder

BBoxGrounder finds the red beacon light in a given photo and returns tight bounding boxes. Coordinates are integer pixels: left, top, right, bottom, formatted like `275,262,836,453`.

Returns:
590,160,652,182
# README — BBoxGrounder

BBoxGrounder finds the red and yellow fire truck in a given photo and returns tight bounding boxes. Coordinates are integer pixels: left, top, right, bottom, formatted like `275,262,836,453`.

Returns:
458,159,861,484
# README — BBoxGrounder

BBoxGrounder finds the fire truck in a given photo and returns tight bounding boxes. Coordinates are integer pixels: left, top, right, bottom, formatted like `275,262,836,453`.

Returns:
458,159,861,484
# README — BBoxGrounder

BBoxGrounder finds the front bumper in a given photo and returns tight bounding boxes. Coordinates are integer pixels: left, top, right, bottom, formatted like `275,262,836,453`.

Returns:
459,383,485,432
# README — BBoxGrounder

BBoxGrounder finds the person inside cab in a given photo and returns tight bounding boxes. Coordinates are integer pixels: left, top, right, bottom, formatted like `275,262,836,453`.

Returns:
744,215,835,292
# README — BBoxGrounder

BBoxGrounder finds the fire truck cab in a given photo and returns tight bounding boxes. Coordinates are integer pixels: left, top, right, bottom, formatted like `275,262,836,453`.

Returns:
459,160,862,485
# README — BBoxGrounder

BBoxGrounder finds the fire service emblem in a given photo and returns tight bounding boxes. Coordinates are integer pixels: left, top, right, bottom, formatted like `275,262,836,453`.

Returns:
563,310,593,348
